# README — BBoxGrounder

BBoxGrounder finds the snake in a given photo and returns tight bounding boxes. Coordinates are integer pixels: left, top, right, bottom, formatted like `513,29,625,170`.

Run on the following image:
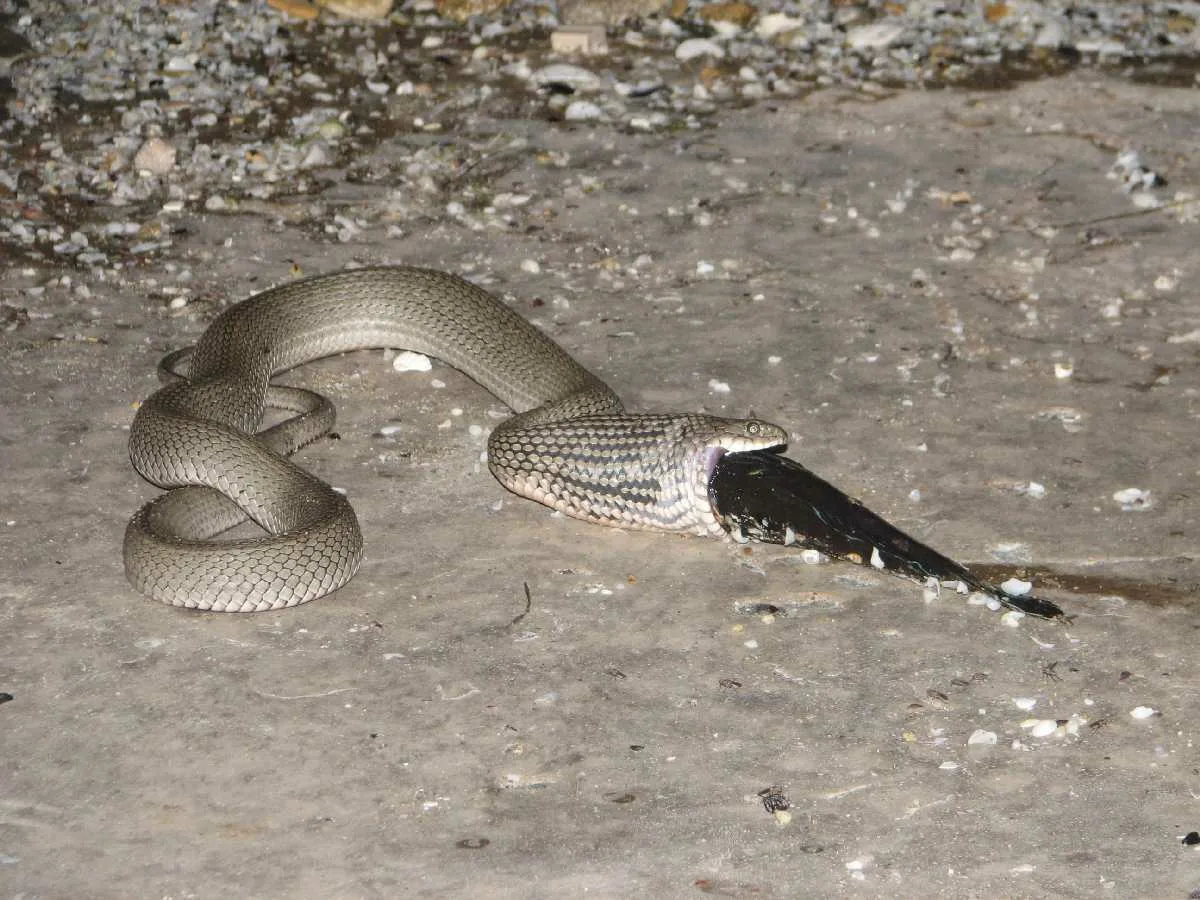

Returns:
125,265,788,612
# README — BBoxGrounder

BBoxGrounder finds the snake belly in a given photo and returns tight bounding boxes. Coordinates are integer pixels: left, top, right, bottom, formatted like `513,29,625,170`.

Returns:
125,266,787,612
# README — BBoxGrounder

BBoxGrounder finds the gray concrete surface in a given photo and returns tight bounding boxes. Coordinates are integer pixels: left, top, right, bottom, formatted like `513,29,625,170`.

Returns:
3,72,1199,897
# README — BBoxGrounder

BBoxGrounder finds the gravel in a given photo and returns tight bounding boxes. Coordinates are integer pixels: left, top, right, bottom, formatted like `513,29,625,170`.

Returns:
1,0,1199,271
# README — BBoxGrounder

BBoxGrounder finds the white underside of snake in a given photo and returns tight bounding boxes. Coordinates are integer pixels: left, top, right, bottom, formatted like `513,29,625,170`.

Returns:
125,266,788,612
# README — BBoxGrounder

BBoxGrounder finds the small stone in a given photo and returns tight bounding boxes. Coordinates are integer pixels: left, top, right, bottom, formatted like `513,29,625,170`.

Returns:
435,0,504,23
326,0,393,16
133,138,177,176
1033,20,1066,49
1000,578,1032,597
300,144,331,168
1000,611,1025,628
267,0,320,18
845,22,906,50
531,63,604,92
393,351,433,373
563,100,604,121
559,0,665,26
675,37,725,61
163,55,195,74
1112,488,1153,511
756,13,804,39
1027,719,1058,738
550,25,608,56
697,2,756,28
983,2,1010,23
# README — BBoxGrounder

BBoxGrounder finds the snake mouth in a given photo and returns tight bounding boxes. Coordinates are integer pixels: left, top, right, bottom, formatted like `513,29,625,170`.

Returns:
704,446,726,479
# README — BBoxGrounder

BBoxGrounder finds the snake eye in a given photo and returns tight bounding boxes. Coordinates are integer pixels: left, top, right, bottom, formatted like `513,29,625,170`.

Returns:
746,421,761,435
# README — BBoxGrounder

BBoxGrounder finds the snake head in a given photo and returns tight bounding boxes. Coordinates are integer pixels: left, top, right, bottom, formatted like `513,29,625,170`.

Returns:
701,417,788,474
717,418,789,454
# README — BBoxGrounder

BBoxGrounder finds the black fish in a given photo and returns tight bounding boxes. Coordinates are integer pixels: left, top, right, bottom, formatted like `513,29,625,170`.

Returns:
709,450,1066,621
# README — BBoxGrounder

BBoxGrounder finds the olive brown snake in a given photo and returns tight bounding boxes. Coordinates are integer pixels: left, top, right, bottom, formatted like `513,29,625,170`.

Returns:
125,266,787,611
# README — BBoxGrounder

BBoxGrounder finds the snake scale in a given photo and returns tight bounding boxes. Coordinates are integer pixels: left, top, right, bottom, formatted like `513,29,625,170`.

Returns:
125,266,788,612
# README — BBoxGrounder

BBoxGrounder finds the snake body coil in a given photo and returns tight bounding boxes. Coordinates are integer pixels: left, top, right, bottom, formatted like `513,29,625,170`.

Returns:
126,266,786,612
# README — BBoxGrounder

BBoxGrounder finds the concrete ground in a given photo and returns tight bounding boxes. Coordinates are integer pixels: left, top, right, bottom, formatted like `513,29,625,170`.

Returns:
3,71,1199,897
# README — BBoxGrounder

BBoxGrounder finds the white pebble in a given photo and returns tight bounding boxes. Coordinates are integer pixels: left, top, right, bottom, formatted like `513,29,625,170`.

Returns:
869,547,885,569
1130,706,1158,720
707,378,731,394
756,13,805,39
564,100,604,122
1013,697,1037,711
1019,482,1047,499
1034,21,1065,49
530,63,603,92
1027,719,1059,738
1167,328,1200,344
164,55,195,73
675,38,725,61
520,259,541,274
493,193,532,208
392,351,432,373
696,260,715,275
1000,611,1025,628
800,549,823,565
967,729,998,746
1112,487,1153,511
300,144,330,169
845,22,906,50
1053,361,1074,379
1000,578,1032,597
133,138,177,175
938,761,959,771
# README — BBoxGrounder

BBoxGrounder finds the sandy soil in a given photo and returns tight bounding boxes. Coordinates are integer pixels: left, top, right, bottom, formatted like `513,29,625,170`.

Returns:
2,70,1199,897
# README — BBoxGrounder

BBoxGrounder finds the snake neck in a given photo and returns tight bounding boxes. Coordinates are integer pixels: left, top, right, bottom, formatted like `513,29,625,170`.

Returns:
487,413,787,537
